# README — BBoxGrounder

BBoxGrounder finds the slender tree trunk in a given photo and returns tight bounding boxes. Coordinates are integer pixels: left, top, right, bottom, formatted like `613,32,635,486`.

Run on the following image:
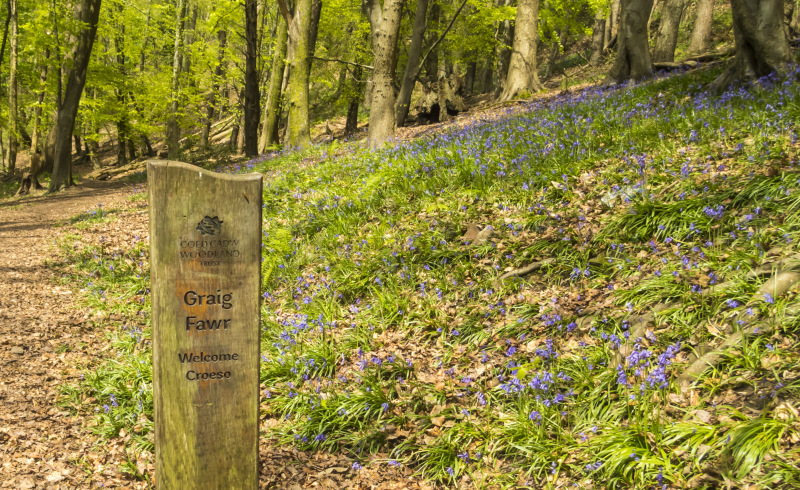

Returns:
49,0,102,192
395,0,428,127
590,7,606,66
608,0,654,83
478,62,492,93
201,30,227,148
6,0,17,175
344,66,364,136
792,0,800,35
605,0,622,48
652,0,688,62
115,0,128,166
331,63,347,101
464,59,476,95
167,0,187,159
364,0,406,148
30,55,48,154
494,0,514,98
259,17,287,152
308,0,323,70
714,0,791,88
140,0,151,71
243,0,260,156
689,0,714,52
499,0,543,101
286,0,312,148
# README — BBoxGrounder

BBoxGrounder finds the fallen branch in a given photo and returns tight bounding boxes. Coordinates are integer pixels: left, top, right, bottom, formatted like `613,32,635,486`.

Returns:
497,258,555,281
678,270,800,387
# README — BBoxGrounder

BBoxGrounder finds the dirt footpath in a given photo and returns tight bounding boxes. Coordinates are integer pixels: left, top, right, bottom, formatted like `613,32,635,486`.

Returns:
0,179,144,489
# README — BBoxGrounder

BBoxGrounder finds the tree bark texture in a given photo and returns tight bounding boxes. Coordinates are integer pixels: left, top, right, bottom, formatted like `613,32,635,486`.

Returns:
364,0,406,148
166,0,187,159
590,7,606,66
396,0,428,127
493,0,514,98
6,0,17,174
689,0,714,52
49,0,101,192
652,0,688,62
716,0,791,86
243,0,260,156
609,0,654,83
286,0,312,149
499,0,543,101
259,16,287,152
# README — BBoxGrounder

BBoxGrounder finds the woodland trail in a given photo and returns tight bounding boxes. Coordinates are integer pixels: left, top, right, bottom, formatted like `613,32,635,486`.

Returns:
0,178,145,489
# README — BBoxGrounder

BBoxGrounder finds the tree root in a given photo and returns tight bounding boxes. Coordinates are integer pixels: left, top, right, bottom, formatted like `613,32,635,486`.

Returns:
677,271,800,388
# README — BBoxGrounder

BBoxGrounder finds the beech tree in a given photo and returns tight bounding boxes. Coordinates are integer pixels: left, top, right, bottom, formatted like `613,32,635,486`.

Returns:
716,0,791,87
608,0,653,83
259,16,287,152
395,0,428,127
49,0,102,192
363,0,405,148
652,0,688,62
499,0,543,101
688,0,713,52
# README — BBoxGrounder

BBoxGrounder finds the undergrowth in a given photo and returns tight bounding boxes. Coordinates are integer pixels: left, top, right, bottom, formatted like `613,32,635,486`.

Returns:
55,64,800,488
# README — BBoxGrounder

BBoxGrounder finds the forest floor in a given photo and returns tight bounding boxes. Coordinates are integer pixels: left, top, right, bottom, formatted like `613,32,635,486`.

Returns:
3,56,800,489
0,173,141,489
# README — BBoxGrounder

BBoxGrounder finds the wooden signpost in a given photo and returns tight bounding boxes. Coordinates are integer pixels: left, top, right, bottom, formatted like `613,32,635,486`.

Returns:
148,160,262,489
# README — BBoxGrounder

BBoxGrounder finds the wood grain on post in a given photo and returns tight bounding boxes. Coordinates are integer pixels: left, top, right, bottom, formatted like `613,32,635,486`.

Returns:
148,160,262,489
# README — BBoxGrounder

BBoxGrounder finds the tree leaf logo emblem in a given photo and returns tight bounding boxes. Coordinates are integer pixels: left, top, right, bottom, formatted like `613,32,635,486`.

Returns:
196,216,223,236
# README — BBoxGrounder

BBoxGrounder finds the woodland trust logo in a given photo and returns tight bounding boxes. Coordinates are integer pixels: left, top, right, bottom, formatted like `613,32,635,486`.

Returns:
196,216,223,236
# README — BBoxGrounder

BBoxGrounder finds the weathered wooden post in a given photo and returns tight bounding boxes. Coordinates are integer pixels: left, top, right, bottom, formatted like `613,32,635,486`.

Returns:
148,160,262,489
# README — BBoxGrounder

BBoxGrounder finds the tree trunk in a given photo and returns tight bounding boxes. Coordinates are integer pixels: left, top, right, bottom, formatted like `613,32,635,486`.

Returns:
478,63,492,93
364,0,406,148
605,0,622,49
464,59,476,95
714,0,791,88
652,0,687,62
499,0,543,101
243,0,260,156
792,0,800,35
30,56,47,154
49,0,101,192
166,0,187,159
395,0,428,127
286,0,312,149
608,0,654,83
689,0,714,52
494,0,514,98
114,0,128,166
201,30,227,148
6,0,18,175
259,17,287,152
590,7,606,66
308,0,323,70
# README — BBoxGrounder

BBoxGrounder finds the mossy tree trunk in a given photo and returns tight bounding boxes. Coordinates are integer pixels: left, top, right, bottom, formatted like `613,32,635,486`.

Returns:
259,17,287,152
395,0,428,127
285,0,312,149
